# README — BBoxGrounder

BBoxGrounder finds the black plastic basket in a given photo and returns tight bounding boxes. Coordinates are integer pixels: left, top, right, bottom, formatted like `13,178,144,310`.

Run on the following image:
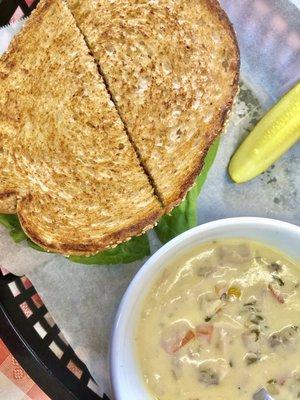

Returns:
0,0,39,26
0,5,107,399
0,268,107,400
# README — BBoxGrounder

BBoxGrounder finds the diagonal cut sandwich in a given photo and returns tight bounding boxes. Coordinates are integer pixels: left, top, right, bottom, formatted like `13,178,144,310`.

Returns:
68,0,240,211
0,0,239,257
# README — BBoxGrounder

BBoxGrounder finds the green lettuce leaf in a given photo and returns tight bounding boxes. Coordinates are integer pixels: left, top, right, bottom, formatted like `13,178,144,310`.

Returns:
0,214,27,243
0,214,21,229
0,214,150,264
154,138,220,244
69,234,150,265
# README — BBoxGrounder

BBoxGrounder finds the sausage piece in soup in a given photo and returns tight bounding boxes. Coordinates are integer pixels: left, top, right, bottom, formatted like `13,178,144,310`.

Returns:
135,240,300,400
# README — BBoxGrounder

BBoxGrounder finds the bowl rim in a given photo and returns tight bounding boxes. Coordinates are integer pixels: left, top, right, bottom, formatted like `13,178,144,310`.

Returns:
110,216,300,399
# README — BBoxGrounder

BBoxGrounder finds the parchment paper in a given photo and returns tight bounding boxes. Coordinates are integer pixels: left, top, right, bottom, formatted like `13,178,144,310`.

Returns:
0,1,299,398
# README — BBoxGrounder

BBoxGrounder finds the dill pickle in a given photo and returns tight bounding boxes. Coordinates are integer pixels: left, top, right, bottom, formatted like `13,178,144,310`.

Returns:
229,82,300,183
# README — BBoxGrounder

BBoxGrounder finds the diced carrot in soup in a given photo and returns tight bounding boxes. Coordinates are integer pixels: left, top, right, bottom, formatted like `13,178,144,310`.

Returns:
196,324,214,343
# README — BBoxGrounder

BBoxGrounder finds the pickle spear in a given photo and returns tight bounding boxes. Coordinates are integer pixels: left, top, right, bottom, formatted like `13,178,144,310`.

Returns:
229,82,300,183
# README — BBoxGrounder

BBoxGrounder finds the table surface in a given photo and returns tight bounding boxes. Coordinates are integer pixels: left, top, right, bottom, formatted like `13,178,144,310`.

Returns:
0,339,50,400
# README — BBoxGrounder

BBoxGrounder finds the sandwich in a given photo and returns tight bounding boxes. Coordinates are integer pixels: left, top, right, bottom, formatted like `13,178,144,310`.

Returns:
0,0,239,257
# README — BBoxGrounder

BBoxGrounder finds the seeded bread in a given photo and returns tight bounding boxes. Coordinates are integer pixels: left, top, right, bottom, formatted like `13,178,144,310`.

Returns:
0,0,162,255
68,0,239,211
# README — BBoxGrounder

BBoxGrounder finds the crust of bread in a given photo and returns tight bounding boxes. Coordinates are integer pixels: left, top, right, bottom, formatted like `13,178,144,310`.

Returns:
68,0,240,213
19,203,161,255
0,0,163,255
165,0,240,211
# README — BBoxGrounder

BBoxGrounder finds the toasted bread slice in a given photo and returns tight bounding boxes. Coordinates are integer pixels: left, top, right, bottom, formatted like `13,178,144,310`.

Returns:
0,0,162,255
68,0,239,211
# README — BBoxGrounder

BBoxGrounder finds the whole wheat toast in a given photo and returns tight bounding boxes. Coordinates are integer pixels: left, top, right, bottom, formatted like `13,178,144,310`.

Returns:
0,0,162,255
68,0,239,211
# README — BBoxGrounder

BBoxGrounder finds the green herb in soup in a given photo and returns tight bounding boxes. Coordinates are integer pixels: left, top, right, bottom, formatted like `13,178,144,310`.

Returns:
136,240,300,400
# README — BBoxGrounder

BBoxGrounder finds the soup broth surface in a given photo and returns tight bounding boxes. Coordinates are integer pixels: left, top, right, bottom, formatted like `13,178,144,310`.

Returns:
136,240,300,400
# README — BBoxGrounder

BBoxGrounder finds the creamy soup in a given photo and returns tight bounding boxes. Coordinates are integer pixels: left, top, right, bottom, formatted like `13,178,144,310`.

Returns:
136,240,300,400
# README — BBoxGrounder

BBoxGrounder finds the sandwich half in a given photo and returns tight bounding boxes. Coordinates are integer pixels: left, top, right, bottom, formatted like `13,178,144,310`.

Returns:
68,0,240,211
0,0,162,255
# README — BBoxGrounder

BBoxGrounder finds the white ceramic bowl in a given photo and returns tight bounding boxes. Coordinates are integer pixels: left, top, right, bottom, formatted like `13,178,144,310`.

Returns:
110,217,300,400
